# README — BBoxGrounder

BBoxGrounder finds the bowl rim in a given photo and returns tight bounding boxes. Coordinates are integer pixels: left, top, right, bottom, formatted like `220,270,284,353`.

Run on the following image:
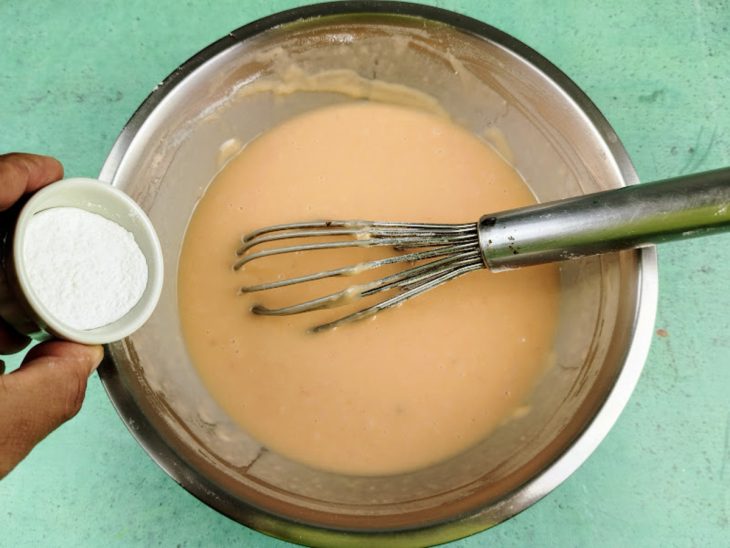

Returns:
97,1,658,545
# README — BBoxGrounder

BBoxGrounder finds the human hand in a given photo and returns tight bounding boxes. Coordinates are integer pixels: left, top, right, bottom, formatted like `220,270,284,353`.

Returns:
0,153,104,478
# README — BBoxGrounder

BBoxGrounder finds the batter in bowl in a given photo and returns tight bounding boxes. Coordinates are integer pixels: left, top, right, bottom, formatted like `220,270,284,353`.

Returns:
178,102,560,476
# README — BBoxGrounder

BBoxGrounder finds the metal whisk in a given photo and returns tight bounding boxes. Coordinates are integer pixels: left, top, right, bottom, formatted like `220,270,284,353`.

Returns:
235,169,730,332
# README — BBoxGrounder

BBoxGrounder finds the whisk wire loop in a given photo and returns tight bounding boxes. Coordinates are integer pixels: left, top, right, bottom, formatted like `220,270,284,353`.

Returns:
236,220,483,331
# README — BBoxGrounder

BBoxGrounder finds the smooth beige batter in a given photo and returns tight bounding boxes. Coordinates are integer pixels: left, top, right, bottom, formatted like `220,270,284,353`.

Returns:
178,102,559,476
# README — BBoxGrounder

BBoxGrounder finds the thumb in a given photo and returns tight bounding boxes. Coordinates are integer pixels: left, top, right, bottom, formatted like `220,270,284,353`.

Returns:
0,341,103,478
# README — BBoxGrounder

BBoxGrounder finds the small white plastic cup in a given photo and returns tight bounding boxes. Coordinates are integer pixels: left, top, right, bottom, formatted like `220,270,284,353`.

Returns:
0,178,163,345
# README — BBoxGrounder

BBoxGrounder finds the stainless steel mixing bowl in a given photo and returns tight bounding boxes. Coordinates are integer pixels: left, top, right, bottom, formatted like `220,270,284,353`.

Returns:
98,2,657,545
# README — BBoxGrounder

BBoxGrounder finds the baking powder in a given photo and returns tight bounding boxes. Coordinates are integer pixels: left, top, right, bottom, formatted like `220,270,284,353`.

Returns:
22,207,148,330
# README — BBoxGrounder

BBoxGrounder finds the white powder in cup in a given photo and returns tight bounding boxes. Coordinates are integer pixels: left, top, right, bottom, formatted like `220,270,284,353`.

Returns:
22,207,148,331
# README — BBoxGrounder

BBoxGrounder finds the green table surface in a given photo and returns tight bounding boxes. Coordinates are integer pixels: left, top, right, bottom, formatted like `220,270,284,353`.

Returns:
1,1,729,546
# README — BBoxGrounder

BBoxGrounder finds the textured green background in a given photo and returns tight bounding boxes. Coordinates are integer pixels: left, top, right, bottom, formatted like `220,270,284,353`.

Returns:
1,1,729,546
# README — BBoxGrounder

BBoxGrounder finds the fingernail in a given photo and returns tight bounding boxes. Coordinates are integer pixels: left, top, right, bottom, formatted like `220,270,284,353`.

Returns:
86,345,104,373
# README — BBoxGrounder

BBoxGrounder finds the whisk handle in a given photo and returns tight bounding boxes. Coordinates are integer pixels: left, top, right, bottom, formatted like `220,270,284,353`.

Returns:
478,168,730,270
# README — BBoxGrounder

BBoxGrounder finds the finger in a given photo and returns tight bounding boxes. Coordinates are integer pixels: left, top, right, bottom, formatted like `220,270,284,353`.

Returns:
0,317,30,355
0,153,64,211
0,341,103,478
0,154,62,353
21,340,103,369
